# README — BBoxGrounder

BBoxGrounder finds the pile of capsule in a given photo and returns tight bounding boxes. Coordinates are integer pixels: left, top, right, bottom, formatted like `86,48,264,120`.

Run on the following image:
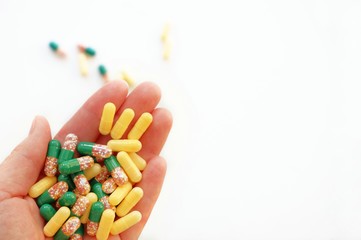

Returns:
28,102,153,240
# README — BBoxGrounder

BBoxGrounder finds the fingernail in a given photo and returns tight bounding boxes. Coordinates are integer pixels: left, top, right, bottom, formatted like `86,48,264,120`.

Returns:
29,116,38,135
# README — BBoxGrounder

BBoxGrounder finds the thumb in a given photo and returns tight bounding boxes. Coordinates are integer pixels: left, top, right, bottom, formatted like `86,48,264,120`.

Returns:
0,116,51,199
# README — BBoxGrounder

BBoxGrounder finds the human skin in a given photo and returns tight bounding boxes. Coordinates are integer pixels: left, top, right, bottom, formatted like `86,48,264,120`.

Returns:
0,81,172,240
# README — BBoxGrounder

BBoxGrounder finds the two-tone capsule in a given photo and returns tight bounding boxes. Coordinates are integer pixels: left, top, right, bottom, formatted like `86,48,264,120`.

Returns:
104,155,128,186
91,182,114,210
37,181,68,206
102,178,117,194
58,156,94,175
58,133,78,165
71,171,91,196
49,41,66,58
77,142,112,159
78,45,96,57
94,165,110,183
54,216,81,240
58,174,76,191
86,201,104,236
29,176,57,198
71,195,90,217
98,65,109,83
44,140,61,176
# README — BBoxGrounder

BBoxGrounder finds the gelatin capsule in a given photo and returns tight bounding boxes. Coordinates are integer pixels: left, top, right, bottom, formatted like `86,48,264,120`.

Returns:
111,211,142,235
79,52,89,77
109,181,132,206
49,41,66,58
116,187,143,217
104,155,128,186
92,182,114,210
128,152,147,171
59,156,94,175
40,203,57,221
58,174,76,191
107,139,142,152
110,108,135,140
43,206,71,237
161,23,170,43
69,224,84,240
78,45,96,57
102,178,117,194
163,40,171,61
116,152,142,183
83,163,102,180
54,216,81,240
77,142,112,158
94,165,110,183
80,192,98,224
71,195,90,217
29,176,57,198
57,192,77,207
44,139,61,177
98,64,109,83
86,201,104,236
127,112,153,140
37,181,68,206
58,133,78,165
96,209,115,240
99,102,116,135
121,71,135,87
71,171,91,196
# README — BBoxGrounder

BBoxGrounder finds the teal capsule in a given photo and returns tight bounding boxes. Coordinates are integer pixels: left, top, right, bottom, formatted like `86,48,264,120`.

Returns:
58,134,78,165
48,140,61,157
44,140,62,176
88,202,104,223
59,156,94,175
58,192,77,207
58,174,76,191
37,181,68,206
98,65,107,76
40,204,57,221
91,182,107,199
77,142,112,159
49,42,59,51
85,47,96,57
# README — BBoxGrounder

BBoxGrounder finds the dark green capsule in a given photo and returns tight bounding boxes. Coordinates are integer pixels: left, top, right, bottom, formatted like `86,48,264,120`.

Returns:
54,229,69,240
47,140,61,158
88,201,104,223
77,142,112,158
37,191,53,206
58,192,77,207
37,182,68,206
40,204,56,221
85,47,96,57
104,155,120,172
49,42,59,51
57,149,75,165
91,182,107,199
98,65,107,76
58,174,76,191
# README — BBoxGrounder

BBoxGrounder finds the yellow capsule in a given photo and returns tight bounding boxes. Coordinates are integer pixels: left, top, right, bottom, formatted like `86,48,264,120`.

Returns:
80,192,98,224
29,176,57,198
161,23,170,43
121,71,135,87
83,163,102,180
111,211,142,235
43,206,71,237
96,209,115,240
116,152,142,183
79,52,88,76
107,139,142,152
109,181,132,206
110,108,135,140
99,102,116,135
128,152,147,171
116,187,143,217
163,40,171,61
127,112,153,140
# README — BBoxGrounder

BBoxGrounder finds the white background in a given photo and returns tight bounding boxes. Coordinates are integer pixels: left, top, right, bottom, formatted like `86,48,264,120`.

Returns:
1,0,361,239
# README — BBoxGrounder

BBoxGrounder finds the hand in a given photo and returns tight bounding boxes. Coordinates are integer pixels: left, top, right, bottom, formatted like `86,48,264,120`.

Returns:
0,81,173,240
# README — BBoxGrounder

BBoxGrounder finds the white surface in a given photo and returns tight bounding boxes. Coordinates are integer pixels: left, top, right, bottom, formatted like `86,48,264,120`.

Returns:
1,0,361,239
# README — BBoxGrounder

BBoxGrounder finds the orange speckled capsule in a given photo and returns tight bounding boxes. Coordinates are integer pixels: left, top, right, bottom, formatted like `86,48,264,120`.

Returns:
72,171,91,196
37,181,68,206
102,178,117,194
54,216,81,239
71,195,90,217
94,165,110,183
44,140,61,176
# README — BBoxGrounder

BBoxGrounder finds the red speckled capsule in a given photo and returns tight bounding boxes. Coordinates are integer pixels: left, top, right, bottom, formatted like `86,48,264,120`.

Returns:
99,196,115,211
62,217,81,236
70,234,82,240
94,166,110,183
102,178,117,194
73,173,91,196
71,196,90,217
44,140,61,177
111,167,128,186
48,182,68,199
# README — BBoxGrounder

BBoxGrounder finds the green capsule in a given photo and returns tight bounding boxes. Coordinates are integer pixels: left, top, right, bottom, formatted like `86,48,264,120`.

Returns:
90,178,100,186
91,182,107,199
98,65,107,76
58,192,77,207
47,140,61,158
59,156,94,175
49,41,59,51
88,201,104,223
58,174,76,191
85,47,96,57
104,155,120,172
40,204,57,221
77,142,112,159
58,150,75,165
37,181,68,206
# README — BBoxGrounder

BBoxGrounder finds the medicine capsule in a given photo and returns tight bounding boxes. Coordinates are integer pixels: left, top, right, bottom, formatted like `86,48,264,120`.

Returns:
49,41,66,58
107,139,142,152
121,71,135,88
71,171,91,196
109,181,132,206
92,182,114,210
83,163,102,180
163,39,171,61
58,174,76,191
78,45,96,57
77,142,112,159
161,23,170,43
110,108,135,140
98,64,109,83
57,192,77,207
78,52,89,77
37,181,68,206
40,203,57,221
86,201,104,236
58,133,78,165
43,206,71,237
59,156,94,175
128,112,153,140
96,209,115,240
54,216,81,240
128,152,147,171
44,139,61,176
104,155,128,186
99,102,116,135
116,187,143,217
102,178,117,194
80,192,98,224
69,224,84,240
111,211,142,235
116,152,142,183
94,165,110,183
29,176,57,198
71,195,90,217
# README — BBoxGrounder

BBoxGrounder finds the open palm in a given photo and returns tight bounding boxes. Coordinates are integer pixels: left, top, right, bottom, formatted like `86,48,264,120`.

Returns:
0,81,172,240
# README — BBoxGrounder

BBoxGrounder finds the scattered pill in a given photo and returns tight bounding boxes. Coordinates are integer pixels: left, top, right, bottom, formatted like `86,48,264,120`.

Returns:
43,206,71,237
161,23,170,43
99,102,116,135
116,187,143,217
98,64,109,83
77,142,112,159
163,39,171,61
78,52,89,76
96,209,115,240
37,181,68,206
54,216,81,240
44,140,61,177
58,133,78,165
121,70,135,87
49,41,66,58
87,201,104,236
78,45,96,57
29,176,57,198
59,156,94,175
111,211,142,235
128,152,147,171
40,204,57,222
80,192,98,224
110,108,135,140
83,163,102,180
117,151,142,183
107,139,142,152
127,112,153,140
104,155,128,186
109,181,132,206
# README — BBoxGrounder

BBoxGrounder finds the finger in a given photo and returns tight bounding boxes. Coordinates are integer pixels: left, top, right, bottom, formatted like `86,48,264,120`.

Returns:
55,80,128,143
96,82,161,144
0,116,51,199
138,108,173,161
120,156,167,240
